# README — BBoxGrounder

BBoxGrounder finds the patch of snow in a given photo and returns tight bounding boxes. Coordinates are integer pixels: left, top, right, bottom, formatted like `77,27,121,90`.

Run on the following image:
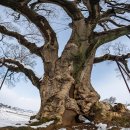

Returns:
127,106,130,110
96,123,107,130
0,105,35,127
58,128,67,130
30,118,39,123
78,115,91,123
108,126,114,129
31,120,54,129
84,119,91,123
0,104,55,129
79,115,86,122
0,103,55,129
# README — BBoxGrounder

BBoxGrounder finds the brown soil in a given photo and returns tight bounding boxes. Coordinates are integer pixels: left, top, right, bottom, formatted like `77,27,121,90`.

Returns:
0,123,124,130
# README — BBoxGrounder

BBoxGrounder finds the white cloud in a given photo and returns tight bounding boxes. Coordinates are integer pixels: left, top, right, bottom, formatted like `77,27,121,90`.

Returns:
0,85,40,111
94,76,130,104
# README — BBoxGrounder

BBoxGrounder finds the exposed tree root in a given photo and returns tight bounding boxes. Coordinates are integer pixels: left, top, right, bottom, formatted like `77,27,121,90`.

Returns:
87,101,130,128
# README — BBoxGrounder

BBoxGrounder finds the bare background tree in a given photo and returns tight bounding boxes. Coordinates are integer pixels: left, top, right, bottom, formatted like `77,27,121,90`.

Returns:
103,96,116,104
0,0,130,128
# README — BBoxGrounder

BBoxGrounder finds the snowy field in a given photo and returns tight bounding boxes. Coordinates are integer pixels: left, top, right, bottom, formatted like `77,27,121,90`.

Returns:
0,105,34,127
0,104,55,128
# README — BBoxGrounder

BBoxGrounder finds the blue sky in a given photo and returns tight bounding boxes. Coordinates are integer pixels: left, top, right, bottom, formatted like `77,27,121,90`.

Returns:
0,3,130,112
92,62,130,104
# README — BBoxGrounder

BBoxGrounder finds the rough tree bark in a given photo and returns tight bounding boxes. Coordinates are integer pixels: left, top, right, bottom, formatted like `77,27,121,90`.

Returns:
0,0,130,128
36,19,100,125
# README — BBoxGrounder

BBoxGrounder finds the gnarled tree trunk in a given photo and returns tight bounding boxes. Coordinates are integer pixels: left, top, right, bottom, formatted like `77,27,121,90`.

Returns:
35,19,100,126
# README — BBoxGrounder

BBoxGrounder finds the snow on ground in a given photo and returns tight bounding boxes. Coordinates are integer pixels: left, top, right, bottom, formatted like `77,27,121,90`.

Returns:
0,105,35,127
0,104,55,129
127,106,130,110
96,123,107,130
31,121,54,129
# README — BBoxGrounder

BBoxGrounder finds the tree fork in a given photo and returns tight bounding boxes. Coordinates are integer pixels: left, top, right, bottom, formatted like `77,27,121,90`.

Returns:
34,44,99,126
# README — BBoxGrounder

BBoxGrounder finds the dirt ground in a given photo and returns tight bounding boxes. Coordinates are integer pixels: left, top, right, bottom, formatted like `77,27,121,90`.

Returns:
0,123,123,130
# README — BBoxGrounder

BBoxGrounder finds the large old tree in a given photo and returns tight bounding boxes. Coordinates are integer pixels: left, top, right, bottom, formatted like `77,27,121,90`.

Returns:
0,0,130,127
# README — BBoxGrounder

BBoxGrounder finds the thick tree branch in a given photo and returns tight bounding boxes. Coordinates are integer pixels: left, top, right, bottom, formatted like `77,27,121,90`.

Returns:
0,0,60,67
95,25,130,47
31,0,83,21
0,25,42,57
17,0,32,5
82,0,100,19
94,53,130,73
81,0,100,32
100,9,115,20
0,0,57,45
94,53,130,63
98,18,125,31
0,58,40,88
